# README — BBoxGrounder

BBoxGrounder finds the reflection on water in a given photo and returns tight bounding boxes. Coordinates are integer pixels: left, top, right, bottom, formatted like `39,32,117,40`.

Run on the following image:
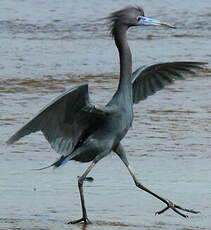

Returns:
0,74,118,94
0,0,211,230
0,0,211,78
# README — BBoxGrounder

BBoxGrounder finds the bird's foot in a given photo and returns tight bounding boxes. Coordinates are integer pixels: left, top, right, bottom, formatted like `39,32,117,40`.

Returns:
155,199,200,218
77,176,94,182
67,217,92,224
85,176,94,182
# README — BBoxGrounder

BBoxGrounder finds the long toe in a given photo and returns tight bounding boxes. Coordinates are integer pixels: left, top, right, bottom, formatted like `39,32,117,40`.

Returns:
67,217,92,224
155,200,200,218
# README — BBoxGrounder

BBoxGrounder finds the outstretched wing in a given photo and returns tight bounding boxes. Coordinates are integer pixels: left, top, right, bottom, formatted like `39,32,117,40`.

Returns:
6,83,108,157
132,62,207,104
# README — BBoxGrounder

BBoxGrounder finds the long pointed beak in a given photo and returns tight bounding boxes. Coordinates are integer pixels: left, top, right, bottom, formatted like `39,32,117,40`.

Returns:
138,16,176,28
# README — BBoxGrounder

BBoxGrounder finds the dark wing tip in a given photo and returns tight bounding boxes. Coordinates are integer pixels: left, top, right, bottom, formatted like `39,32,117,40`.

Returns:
6,139,13,145
34,156,66,170
191,62,208,65
178,61,208,67
6,133,19,145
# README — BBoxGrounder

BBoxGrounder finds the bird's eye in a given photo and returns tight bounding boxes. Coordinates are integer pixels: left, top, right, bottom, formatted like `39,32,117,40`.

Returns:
137,16,145,22
137,16,142,21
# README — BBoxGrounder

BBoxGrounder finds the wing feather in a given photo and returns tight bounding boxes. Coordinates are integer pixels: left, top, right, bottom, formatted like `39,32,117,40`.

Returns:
132,61,207,104
6,83,107,157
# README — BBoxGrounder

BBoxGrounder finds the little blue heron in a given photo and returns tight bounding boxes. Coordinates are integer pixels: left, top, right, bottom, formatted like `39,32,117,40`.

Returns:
7,6,206,224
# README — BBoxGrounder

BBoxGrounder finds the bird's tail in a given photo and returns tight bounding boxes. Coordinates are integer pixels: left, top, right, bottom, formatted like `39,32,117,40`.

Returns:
34,154,95,182
35,154,72,170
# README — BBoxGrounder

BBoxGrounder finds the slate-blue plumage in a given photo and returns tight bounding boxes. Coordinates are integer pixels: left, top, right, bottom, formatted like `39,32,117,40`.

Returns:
7,6,206,224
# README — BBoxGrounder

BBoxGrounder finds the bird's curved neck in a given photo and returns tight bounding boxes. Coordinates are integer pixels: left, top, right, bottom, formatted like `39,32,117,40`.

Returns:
113,25,132,105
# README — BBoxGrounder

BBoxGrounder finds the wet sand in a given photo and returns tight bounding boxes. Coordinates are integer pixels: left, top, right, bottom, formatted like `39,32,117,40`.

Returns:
1,0,211,229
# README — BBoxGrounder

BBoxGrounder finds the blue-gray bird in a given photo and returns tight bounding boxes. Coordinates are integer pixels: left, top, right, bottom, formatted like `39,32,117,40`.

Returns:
7,6,206,224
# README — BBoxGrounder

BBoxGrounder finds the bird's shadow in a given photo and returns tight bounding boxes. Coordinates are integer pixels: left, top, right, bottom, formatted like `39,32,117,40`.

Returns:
69,220,140,230
0,217,140,230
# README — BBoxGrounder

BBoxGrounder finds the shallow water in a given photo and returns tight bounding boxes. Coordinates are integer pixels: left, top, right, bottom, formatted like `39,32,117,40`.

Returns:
0,0,211,230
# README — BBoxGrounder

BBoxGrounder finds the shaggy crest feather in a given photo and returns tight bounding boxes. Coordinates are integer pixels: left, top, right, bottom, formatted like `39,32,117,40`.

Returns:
107,6,144,36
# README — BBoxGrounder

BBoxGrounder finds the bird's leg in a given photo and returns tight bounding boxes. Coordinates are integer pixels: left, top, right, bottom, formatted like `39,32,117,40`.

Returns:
114,143,199,218
126,165,199,218
67,161,96,224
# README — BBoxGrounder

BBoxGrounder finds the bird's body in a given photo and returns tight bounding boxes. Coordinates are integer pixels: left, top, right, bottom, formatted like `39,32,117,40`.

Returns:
55,89,134,164
7,6,206,224
72,106,132,162
64,12,135,165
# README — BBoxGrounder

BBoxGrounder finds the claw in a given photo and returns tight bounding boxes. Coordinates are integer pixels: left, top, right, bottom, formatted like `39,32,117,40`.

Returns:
155,206,169,215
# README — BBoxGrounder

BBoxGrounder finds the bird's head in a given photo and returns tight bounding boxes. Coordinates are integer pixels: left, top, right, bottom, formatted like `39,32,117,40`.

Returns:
108,6,175,36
